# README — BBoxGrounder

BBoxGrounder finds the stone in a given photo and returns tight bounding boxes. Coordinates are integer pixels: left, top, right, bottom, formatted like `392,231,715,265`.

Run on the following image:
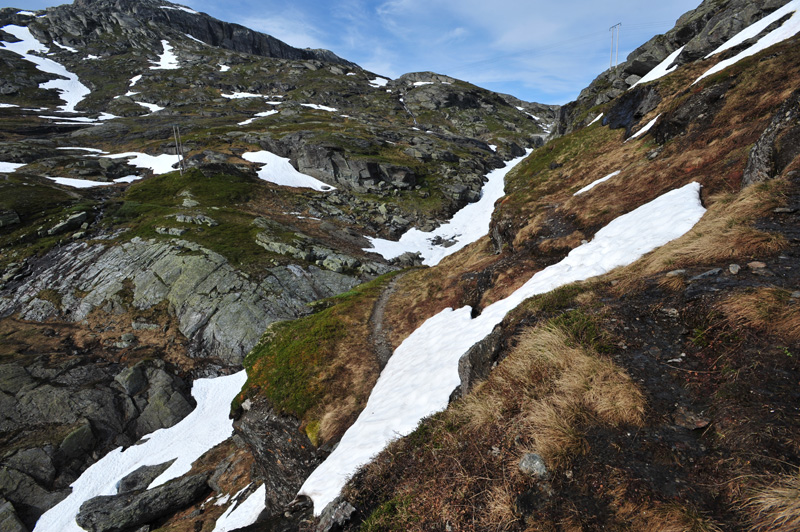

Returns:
519,453,548,479
117,461,175,494
665,269,686,277
316,497,356,532
76,473,210,532
47,212,89,236
729,264,741,275
673,406,711,430
747,261,767,270
0,497,27,532
0,210,20,228
688,268,722,282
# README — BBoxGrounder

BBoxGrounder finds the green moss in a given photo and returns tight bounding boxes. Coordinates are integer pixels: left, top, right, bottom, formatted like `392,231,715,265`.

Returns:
234,271,402,418
361,494,418,532
550,309,612,354
35,288,62,308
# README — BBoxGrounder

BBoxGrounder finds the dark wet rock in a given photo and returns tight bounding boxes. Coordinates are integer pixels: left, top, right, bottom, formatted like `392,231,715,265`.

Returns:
233,398,317,518
75,473,210,532
602,85,661,136
316,497,356,532
116,461,175,494
452,325,504,401
0,210,20,228
0,497,27,532
743,89,800,187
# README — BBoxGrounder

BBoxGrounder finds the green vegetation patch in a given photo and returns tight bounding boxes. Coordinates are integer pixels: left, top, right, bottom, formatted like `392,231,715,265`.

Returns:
234,271,401,419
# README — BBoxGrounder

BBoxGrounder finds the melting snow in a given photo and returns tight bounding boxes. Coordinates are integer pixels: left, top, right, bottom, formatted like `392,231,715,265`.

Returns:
184,33,206,45
238,109,279,125
365,151,531,266
105,152,180,174
0,162,25,172
51,40,78,53
221,92,263,99
150,40,179,69
136,101,165,113
627,114,660,141
211,485,267,532
219,64,230,72
56,147,108,153
161,5,199,14
697,0,800,83
45,176,115,188
242,150,335,191
300,182,706,513
630,46,685,89
574,170,621,195
34,371,247,532
0,25,91,112
413,81,433,86
588,113,604,126
301,103,337,112
0,103,18,108
129,74,142,86
369,77,389,87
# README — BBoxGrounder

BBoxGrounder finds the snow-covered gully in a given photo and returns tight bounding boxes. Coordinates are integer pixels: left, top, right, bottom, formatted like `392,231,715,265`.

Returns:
300,181,706,514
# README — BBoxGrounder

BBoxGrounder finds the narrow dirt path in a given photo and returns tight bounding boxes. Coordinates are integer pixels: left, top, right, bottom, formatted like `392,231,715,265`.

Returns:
369,271,408,370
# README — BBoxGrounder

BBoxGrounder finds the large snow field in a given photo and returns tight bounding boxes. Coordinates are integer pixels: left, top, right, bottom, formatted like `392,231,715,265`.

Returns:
299,181,706,514
364,150,532,266
34,371,247,532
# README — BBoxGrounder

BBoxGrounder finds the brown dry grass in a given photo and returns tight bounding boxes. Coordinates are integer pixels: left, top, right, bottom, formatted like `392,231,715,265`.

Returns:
745,471,800,532
722,287,800,342
457,325,645,467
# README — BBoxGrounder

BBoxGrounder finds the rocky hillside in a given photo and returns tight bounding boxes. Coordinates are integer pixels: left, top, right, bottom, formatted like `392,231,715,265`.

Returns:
1,0,800,531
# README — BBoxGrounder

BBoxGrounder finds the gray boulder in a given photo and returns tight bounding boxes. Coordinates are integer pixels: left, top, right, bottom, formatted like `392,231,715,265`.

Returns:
75,473,210,532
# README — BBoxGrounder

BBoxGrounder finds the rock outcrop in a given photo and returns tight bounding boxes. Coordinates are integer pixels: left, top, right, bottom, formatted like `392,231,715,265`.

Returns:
0,237,359,366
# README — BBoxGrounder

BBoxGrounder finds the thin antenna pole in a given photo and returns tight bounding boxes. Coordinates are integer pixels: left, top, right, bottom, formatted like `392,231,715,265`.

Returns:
609,23,622,70
172,125,185,175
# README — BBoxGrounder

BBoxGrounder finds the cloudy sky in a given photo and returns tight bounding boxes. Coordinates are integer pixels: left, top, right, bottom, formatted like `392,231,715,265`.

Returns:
12,0,701,104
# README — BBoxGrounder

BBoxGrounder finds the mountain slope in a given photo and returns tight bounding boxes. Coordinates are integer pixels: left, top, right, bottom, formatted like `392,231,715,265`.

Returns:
2,0,800,531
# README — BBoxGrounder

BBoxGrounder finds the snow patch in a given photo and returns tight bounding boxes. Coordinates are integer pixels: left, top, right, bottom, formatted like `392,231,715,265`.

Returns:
51,40,78,53
242,150,335,191
573,170,621,196
33,372,247,532
365,151,531,266
0,103,19,108
300,182,706,513
697,0,800,83
0,25,91,112
221,92,263,99
105,152,180,175
413,81,433,86
219,64,230,72
627,114,660,141
238,110,279,125
300,103,337,112
588,113,604,126
150,40,179,70
630,46,685,88
136,101,165,113
161,4,199,14
212,485,267,532
0,162,25,172
369,77,389,87
45,176,115,188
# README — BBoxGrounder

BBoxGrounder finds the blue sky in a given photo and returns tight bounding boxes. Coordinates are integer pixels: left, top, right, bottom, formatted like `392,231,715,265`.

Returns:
9,0,701,104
